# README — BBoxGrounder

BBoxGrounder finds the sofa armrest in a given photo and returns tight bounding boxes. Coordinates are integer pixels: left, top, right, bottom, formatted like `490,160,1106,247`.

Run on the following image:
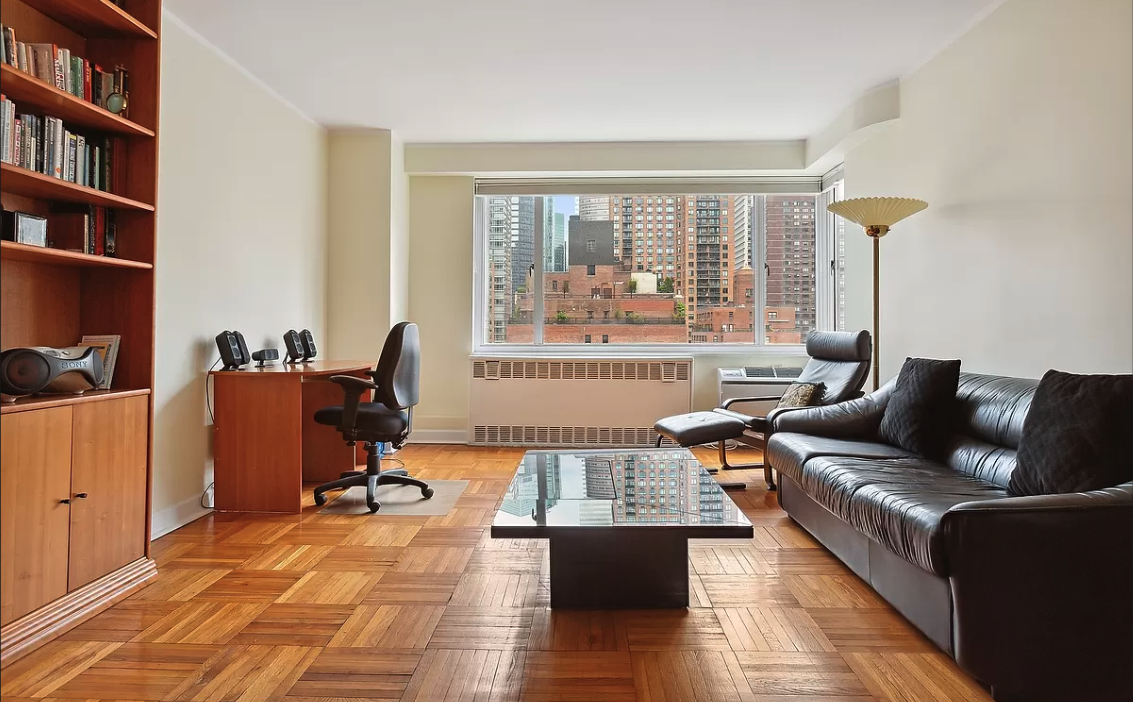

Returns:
769,385,891,439
940,483,1133,700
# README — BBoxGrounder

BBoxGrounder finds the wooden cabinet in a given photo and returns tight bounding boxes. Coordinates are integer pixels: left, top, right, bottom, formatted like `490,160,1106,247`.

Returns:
68,396,149,590
0,408,73,626
0,395,154,651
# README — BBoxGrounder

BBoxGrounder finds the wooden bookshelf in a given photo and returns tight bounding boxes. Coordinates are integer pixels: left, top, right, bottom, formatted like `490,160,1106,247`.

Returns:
0,240,152,268
0,0,160,668
1,163,155,210
0,387,149,414
0,65,155,137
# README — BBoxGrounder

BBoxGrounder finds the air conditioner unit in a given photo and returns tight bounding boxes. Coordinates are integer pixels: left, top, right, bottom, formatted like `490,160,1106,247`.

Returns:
718,366,803,416
470,358,692,447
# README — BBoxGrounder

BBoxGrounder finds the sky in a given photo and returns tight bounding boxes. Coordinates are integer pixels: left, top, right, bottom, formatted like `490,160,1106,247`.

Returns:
552,196,578,218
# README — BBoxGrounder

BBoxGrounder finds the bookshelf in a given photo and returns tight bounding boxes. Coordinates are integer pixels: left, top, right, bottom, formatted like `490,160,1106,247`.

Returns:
0,0,159,667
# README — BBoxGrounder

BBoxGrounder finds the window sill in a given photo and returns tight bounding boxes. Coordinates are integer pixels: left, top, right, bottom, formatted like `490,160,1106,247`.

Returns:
472,343,808,359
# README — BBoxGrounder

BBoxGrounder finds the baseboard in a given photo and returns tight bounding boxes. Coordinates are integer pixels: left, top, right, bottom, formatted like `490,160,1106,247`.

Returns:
0,557,157,668
151,494,213,539
411,428,469,444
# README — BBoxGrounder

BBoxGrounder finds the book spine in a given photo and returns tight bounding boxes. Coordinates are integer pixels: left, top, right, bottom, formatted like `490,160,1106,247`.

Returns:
84,208,92,255
52,118,63,178
92,66,102,107
84,60,92,102
105,210,116,257
33,115,42,173
0,97,8,164
53,45,64,90
13,116,21,167
17,41,26,72
94,207,105,256
76,134,86,186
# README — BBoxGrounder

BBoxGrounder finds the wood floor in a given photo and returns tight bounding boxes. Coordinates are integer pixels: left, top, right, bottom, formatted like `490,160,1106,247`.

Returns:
1,445,992,702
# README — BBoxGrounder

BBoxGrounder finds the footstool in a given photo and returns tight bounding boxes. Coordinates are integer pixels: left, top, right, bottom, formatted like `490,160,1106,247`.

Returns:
654,411,775,490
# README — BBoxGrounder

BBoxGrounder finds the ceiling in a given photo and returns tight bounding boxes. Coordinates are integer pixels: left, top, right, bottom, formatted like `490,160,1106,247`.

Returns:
165,0,998,143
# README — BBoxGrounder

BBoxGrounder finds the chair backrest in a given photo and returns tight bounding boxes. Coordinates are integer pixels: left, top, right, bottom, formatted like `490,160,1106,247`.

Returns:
797,330,872,405
371,322,420,411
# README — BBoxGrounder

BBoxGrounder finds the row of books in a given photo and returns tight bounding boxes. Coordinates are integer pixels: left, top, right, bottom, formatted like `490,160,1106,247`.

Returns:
54,206,118,258
1,24,130,115
0,95,124,192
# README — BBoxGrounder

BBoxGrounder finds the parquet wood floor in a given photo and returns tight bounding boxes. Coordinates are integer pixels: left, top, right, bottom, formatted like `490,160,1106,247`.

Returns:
1,445,992,702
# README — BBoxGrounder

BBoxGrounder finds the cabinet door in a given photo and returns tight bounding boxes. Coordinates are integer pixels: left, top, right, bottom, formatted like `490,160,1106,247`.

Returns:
1,407,73,626
68,396,149,591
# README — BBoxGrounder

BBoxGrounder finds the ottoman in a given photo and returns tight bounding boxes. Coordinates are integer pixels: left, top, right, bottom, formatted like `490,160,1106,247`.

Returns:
654,411,773,490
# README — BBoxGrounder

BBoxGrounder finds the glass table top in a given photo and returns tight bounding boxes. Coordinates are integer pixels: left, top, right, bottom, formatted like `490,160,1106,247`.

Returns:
492,449,753,536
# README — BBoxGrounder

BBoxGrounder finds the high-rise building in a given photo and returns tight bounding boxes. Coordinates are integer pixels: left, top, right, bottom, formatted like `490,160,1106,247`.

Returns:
543,200,568,273
510,197,536,293
684,195,735,331
733,195,764,271
486,196,515,342
578,196,610,221
764,195,817,342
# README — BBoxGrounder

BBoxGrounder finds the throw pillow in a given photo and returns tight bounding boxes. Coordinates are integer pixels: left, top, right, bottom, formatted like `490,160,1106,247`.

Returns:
1007,370,1133,496
776,382,825,409
877,357,962,458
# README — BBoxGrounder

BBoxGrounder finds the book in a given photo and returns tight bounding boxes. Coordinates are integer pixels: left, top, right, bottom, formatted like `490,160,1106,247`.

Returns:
79,335,121,390
1,26,132,113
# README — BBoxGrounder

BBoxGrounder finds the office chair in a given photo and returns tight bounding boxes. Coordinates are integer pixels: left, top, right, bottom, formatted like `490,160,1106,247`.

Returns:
311,322,433,513
655,330,872,490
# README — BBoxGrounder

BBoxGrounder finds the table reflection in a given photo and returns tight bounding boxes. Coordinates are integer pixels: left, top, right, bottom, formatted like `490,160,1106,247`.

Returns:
496,449,747,528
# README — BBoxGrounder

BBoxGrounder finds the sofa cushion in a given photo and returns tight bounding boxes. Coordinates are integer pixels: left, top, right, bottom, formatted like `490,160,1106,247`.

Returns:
1007,370,1133,496
878,357,961,459
797,456,1006,575
768,433,917,483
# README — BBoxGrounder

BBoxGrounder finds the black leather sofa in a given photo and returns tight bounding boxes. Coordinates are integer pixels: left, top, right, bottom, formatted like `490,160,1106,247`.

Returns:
767,372,1133,702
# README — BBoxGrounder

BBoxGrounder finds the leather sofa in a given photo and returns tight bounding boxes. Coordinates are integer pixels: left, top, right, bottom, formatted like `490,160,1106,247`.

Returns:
767,372,1133,702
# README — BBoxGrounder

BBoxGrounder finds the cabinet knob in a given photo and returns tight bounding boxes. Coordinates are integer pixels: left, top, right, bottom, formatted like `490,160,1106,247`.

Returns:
60,498,71,505
75,492,89,499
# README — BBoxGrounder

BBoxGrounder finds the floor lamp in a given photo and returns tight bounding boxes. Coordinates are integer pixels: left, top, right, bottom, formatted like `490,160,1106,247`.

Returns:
825,197,928,389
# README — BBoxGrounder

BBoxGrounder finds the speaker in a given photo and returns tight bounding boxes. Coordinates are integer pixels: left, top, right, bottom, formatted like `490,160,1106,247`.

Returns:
300,330,317,360
283,330,304,363
1,347,105,400
252,348,279,367
215,331,251,370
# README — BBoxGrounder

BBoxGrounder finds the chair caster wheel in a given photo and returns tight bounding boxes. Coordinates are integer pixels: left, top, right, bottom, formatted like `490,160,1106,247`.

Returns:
367,500,381,513
314,492,327,506
422,487,434,499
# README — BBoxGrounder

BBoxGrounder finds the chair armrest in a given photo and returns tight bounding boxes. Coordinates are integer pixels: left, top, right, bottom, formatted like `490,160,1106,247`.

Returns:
329,375,379,433
720,395,783,410
769,390,889,439
940,484,1133,699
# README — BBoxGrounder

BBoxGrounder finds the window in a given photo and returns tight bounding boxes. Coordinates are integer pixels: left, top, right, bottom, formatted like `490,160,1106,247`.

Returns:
476,190,826,348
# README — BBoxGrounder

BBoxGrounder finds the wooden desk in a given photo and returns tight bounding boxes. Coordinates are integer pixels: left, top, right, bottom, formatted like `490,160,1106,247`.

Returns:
210,360,375,513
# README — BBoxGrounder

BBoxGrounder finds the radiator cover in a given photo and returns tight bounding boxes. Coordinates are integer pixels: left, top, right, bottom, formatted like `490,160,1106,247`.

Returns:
470,358,692,447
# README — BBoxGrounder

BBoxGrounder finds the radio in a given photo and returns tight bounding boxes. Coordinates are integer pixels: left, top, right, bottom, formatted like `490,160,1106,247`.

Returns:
1,346,105,400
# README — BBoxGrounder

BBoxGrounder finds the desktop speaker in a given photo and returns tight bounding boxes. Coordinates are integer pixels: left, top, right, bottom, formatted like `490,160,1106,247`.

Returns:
300,330,317,360
252,348,279,366
215,331,251,370
0,346,105,400
283,329,304,363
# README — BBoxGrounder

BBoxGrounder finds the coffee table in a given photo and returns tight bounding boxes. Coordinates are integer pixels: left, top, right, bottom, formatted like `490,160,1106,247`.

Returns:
491,448,753,608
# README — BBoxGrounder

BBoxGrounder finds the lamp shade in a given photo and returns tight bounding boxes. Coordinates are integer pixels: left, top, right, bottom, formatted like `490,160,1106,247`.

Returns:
827,197,928,237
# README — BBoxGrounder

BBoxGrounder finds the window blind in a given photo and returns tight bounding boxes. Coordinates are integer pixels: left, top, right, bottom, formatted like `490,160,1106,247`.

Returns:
474,176,822,196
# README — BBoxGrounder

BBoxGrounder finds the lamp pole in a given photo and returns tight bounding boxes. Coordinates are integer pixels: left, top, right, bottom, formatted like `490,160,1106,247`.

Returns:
872,235,880,390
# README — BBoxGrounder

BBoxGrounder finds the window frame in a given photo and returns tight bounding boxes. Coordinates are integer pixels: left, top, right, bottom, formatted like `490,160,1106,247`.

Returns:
472,185,840,357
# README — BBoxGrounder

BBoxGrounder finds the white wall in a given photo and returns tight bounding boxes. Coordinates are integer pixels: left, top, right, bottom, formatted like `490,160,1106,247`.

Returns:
408,176,475,440
326,129,410,359
844,0,1132,381
153,13,327,535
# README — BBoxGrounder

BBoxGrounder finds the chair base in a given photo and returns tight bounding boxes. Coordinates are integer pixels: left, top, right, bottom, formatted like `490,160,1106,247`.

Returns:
314,443,432,513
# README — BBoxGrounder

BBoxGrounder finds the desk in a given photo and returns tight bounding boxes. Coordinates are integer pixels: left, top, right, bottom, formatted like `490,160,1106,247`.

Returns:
210,360,375,513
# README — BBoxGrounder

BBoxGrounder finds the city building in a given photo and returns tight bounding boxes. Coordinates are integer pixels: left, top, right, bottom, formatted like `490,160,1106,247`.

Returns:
486,196,515,342
684,195,735,333
577,196,610,221
510,196,536,293
764,195,817,341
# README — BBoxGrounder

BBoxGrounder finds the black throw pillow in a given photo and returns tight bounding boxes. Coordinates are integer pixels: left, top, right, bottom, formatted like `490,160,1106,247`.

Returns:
877,357,962,459
1007,370,1133,496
